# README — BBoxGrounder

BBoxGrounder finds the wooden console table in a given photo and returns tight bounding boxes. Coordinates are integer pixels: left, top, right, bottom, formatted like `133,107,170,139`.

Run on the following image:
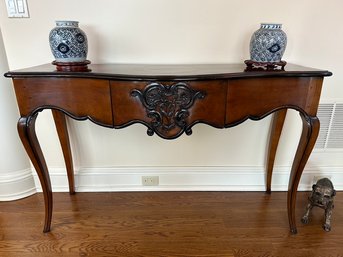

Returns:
5,63,332,234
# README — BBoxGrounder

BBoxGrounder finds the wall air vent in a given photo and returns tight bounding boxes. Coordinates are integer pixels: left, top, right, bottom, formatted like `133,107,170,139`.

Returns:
315,103,343,149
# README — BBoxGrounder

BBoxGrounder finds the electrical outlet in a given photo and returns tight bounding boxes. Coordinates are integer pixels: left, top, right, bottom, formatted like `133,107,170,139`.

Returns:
142,176,159,186
312,175,332,185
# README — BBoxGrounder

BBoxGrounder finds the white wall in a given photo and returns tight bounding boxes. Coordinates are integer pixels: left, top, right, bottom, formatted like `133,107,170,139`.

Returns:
0,0,342,195
0,28,35,200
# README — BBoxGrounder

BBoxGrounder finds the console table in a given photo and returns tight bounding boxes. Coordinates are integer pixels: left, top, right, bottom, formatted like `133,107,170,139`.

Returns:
5,63,332,234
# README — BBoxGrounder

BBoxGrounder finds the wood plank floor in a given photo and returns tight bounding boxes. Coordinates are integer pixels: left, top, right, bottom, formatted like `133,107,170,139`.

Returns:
0,191,342,257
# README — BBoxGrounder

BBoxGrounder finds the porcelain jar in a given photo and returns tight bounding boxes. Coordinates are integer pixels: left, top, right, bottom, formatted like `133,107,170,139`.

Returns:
49,21,88,62
249,23,287,63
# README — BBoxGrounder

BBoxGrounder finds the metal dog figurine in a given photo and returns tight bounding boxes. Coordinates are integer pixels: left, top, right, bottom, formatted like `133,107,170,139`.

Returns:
301,178,335,231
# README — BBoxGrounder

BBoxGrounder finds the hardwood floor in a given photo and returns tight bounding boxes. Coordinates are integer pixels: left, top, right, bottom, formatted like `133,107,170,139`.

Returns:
0,191,342,257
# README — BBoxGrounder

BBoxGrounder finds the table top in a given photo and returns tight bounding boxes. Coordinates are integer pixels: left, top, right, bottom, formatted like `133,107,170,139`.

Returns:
5,63,332,81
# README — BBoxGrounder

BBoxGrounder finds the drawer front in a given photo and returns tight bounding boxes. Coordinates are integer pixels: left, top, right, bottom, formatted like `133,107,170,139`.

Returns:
111,80,227,138
13,78,113,127
225,77,321,125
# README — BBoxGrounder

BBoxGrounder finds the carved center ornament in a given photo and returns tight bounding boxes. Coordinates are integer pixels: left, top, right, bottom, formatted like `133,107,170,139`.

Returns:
131,82,206,137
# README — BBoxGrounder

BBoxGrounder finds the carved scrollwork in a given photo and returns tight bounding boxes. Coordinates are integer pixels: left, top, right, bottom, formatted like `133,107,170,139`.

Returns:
131,82,205,138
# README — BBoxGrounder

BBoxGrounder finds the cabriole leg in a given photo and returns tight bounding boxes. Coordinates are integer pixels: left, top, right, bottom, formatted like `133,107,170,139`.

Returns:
17,115,53,232
287,114,319,234
52,110,75,194
266,109,287,193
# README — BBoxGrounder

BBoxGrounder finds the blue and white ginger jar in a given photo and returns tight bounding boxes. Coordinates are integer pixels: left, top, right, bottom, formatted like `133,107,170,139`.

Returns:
49,21,88,62
249,23,287,63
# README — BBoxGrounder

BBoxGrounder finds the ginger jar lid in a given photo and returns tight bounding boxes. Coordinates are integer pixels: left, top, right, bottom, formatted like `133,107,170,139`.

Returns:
55,20,79,27
260,23,282,29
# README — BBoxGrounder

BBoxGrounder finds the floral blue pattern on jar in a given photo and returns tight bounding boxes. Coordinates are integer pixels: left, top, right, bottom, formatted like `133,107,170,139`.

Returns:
249,23,287,63
49,21,88,62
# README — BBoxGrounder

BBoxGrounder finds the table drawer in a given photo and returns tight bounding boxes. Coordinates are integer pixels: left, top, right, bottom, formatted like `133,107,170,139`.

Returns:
13,78,113,127
225,77,320,125
111,80,227,138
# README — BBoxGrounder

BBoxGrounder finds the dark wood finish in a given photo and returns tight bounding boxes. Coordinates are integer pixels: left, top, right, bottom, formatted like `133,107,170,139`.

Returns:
288,115,320,234
244,59,287,71
111,80,227,138
5,63,331,80
266,109,287,194
17,115,52,232
225,77,322,125
5,63,331,234
52,60,91,72
12,77,113,127
1,192,343,257
52,110,75,194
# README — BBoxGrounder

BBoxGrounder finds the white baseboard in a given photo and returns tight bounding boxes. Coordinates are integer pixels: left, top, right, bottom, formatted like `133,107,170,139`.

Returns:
32,166,343,193
0,168,36,201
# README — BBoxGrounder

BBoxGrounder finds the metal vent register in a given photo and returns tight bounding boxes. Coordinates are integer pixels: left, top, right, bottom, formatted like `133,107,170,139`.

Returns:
315,103,343,149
